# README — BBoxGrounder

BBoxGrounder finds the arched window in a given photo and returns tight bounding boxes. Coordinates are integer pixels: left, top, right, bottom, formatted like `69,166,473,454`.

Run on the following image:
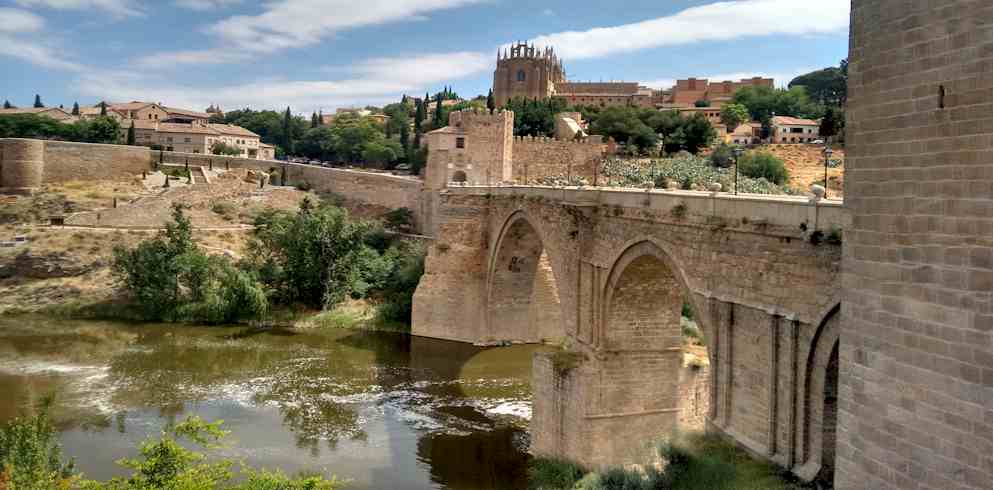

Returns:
516,69,526,82
451,170,467,183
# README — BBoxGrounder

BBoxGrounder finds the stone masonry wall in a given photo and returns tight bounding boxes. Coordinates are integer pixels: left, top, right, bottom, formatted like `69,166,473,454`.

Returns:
840,2,993,489
43,140,153,183
511,137,605,183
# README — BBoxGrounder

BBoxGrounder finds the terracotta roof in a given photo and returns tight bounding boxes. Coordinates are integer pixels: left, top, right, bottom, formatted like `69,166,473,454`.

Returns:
131,121,221,135
164,106,210,119
773,116,819,126
209,123,259,138
0,107,70,116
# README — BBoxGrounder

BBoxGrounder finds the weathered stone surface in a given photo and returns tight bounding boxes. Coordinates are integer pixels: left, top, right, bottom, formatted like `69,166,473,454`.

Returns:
0,250,97,279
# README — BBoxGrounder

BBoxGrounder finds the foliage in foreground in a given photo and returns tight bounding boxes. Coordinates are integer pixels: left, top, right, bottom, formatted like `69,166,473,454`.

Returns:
0,114,121,144
112,199,426,327
529,433,811,490
0,410,343,489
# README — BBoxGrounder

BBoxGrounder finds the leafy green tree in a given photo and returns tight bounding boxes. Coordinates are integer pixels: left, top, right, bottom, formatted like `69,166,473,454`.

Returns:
819,105,844,141
789,61,848,106
71,101,80,115
2,100,12,109
211,141,242,156
297,126,339,161
126,121,136,145
361,141,398,167
33,94,43,108
246,203,378,309
487,89,496,114
709,142,736,168
720,103,750,132
738,151,789,184
589,106,658,153
0,113,119,143
503,96,569,137
0,403,77,488
679,113,719,154
694,99,710,107
732,85,819,122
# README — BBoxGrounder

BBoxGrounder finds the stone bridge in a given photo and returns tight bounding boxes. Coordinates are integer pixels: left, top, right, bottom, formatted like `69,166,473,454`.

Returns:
412,185,847,481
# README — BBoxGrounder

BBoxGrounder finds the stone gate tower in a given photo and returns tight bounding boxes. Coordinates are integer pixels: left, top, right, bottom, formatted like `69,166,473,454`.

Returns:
841,1,993,489
493,42,565,107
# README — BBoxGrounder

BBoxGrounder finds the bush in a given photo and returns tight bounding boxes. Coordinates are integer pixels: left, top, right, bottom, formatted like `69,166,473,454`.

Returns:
112,204,268,323
528,458,585,489
709,143,735,168
0,403,77,489
383,207,415,233
738,152,789,185
376,243,426,323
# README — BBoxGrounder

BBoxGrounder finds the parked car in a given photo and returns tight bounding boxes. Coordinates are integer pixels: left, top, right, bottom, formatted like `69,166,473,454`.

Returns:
811,139,825,145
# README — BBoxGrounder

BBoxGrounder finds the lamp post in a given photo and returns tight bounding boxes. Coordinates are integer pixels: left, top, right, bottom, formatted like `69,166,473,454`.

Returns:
732,147,744,195
823,147,834,198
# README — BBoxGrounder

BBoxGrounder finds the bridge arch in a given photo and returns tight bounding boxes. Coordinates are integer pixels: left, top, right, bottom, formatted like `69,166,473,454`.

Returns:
798,303,840,484
486,210,566,343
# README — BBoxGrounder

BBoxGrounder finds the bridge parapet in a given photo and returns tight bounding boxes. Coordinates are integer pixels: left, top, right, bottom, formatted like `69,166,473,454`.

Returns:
442,184,848,235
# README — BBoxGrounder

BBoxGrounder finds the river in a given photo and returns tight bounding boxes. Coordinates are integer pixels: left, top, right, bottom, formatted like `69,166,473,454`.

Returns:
0,316,549,489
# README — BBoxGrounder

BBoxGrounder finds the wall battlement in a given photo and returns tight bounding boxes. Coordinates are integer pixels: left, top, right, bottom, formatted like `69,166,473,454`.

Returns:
512,135,604,145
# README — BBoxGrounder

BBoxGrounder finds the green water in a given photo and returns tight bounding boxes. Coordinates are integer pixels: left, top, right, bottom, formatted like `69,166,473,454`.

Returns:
0,316,548,489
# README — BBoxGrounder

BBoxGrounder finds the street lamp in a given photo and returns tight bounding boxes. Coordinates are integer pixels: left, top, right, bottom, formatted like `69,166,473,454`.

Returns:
732,147,745,195
823,147,834,198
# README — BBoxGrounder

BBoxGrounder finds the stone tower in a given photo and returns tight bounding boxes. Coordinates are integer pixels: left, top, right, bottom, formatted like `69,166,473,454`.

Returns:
424,109,514,190
492,42,565,107
841,1,993,489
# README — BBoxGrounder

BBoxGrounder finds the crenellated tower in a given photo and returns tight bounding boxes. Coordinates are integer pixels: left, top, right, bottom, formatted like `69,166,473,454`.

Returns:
492,42,565,107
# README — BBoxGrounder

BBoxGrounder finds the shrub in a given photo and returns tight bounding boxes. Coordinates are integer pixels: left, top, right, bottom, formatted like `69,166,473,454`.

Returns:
375,243,426,324
738,152,789,185
0,403,77,489
112,204,268,323
709,143,735,168
383,207,416,233
528,458,585,489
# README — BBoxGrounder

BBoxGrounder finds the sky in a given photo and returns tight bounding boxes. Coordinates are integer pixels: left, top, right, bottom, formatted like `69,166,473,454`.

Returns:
0,0,850,115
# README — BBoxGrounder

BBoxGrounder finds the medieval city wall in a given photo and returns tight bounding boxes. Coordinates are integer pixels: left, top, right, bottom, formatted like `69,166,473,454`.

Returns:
840,1,993,489
511,136,606,183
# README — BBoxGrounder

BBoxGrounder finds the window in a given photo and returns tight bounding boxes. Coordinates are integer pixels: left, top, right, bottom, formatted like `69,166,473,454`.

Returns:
148,114,152,119
456,137,465,149
166,137,173,143
516,69,526,82
184,137,191,143
451,170,467,183
193,150,200,154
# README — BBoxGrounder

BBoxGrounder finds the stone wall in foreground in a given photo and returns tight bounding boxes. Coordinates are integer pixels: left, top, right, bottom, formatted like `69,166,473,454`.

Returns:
840,1,993,489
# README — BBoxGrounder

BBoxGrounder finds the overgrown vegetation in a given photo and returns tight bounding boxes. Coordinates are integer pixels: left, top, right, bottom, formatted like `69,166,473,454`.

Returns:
0,114,121,144
599,155,797,195
112,198,426,327
0,409,343,489
529,433,812,490
737,152,789,185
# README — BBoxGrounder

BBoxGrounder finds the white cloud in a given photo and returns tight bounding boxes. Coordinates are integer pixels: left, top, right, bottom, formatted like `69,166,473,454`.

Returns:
78,51,490,113
643,68,819,90
0,8,85,71
14,0,143,17
146,0,486,66
526,0,849,60
0,8,44,34
174,0,242,11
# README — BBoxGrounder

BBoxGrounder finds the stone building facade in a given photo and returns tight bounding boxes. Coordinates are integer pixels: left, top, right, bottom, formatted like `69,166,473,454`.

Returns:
425,109,607,188
839,1,993,489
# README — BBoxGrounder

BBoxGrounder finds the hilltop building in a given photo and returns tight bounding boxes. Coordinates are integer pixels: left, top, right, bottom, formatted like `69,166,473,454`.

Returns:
0,107,77,122
493,42,773,109
127,119,273,159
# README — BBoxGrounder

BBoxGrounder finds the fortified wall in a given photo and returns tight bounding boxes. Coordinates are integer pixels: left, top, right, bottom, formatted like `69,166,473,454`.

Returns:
425,109,609,188
0,138,432,231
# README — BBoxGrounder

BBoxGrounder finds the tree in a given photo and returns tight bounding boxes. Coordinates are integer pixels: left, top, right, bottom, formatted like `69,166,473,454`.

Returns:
589,106,658,153
281,106,293,154
694,99,711,108
211,141,242,156
487,89,495,114
819,106,844,142
434,92,444,127
311,111,319,128
738,152,789,184
71,102,80,115
33,94,43,108
678,113,719,154
399,113,411,156
789,61,848,107
126,121,136,145
732,85,819,123
720,103,750,133
99,102,107,116
2,100,12,109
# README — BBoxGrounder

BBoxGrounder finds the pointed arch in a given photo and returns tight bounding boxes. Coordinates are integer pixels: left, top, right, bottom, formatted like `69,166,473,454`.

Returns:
798,303,841,483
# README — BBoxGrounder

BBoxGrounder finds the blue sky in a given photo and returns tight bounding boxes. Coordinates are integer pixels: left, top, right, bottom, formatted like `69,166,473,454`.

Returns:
1,0,850,115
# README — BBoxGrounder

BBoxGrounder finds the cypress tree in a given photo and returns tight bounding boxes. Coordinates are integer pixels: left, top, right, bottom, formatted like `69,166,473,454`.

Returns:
71,102,79,115
100,102,107,116
282,106,293,154
414,97,425,130
126,122,136,145
318,110,324,126
3,100,12,109
311,111,319,128
487,89,495,114
434,92,444,126
399,114,410,157
33,94,43,108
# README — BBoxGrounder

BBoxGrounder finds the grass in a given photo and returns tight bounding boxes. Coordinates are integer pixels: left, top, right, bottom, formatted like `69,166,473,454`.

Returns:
528,433,813,490
291,300,410,332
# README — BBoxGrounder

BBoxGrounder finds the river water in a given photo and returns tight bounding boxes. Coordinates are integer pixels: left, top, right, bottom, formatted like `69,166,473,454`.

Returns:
0,316,549,489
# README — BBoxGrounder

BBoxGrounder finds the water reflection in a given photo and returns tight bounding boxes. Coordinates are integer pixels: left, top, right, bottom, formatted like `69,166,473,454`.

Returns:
0,317,548,489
